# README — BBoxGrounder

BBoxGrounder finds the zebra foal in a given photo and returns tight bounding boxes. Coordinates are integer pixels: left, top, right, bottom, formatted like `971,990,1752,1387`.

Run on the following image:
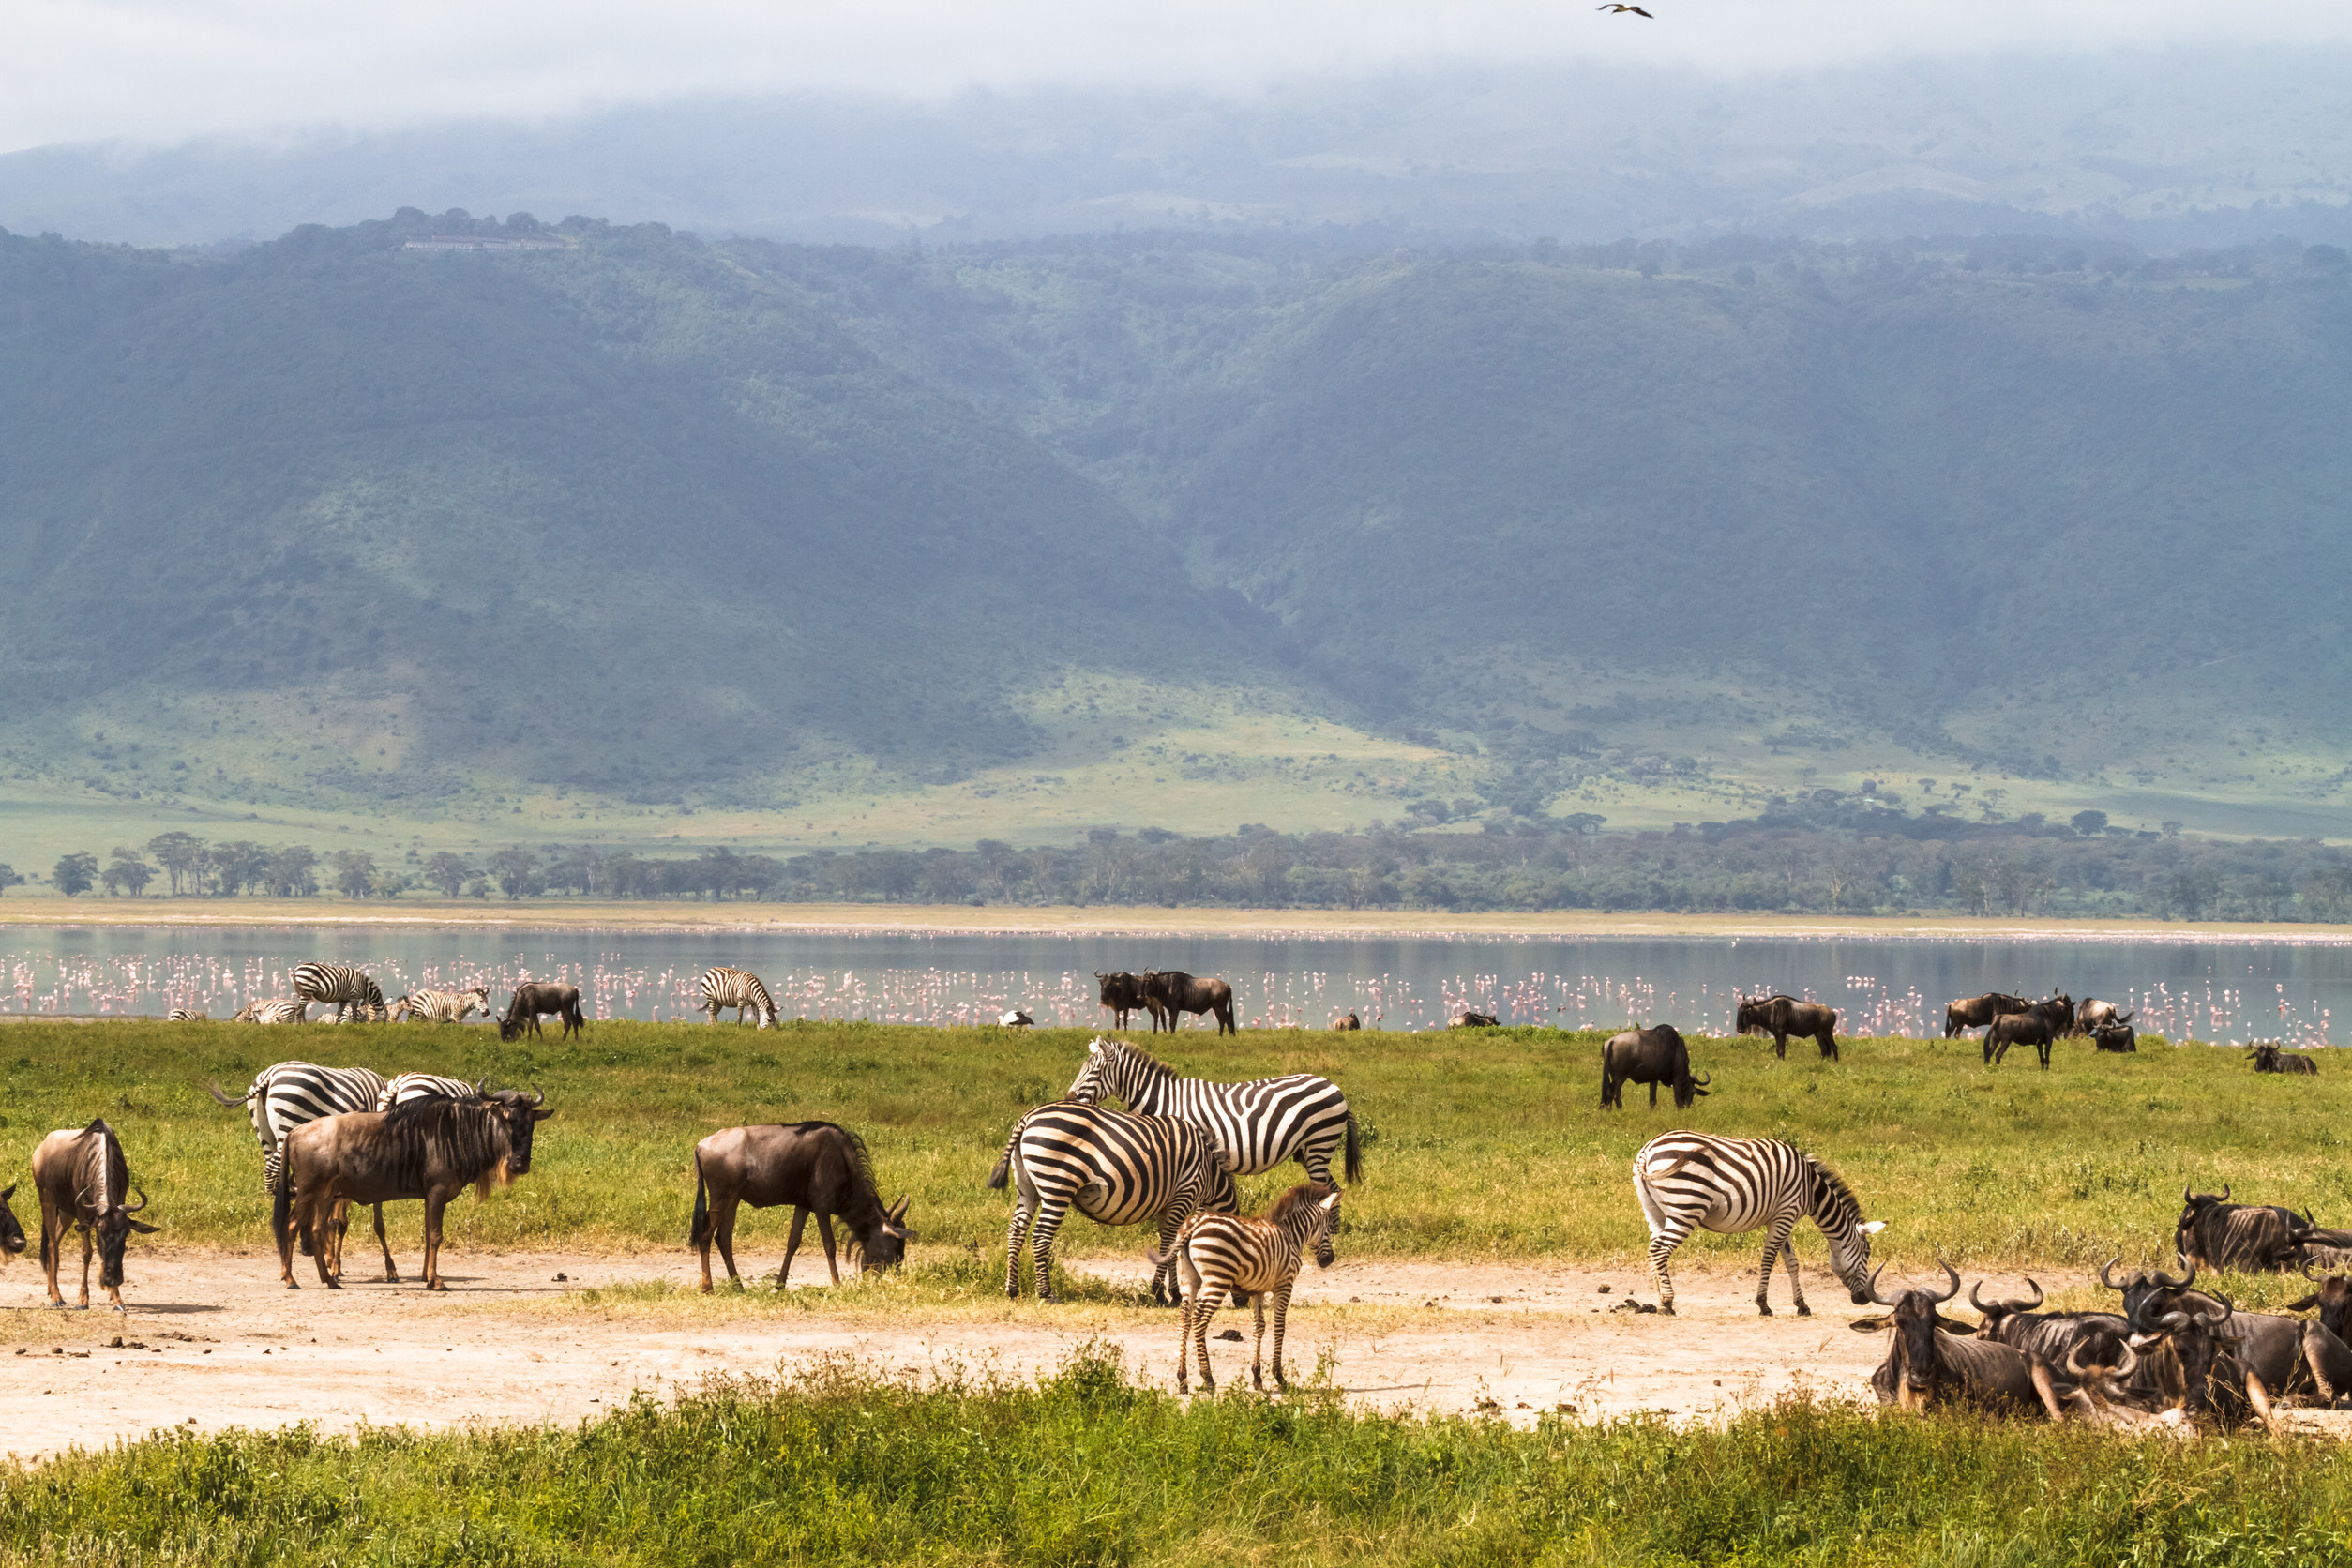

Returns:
988,1102,1238,1304
1064,1036,1362,1188
392,987,490,1024
1633,1131,1885,1317
700,967,779,1028
1152,1181,1341,1393
293,962,387,1024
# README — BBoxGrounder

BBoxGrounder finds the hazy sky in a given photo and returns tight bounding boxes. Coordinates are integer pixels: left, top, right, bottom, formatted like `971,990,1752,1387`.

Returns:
12,0,2352,153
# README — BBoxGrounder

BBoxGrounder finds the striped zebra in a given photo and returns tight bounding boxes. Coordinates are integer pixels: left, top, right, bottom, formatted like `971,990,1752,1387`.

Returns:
165,1009,208,1022
392,987,490,1024
293,962,388,1024
1151,1181,1342,1393
700,967,778,1027
1632,1130,1886,1317
1063,1037,1363,1188
375,1072,483,1111
206,1060,400,1278
988,1102,1239,1304
234,998,310,1024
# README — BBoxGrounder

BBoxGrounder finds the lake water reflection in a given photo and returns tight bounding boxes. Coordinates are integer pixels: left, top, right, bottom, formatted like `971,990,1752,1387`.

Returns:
4,926,2346,1044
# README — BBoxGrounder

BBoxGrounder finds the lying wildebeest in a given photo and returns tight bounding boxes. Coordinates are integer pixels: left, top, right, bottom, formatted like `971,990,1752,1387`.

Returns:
30,1120,158,1310
274,1090,553,1290
2248,1042,2319,1076
1857,1259,2064,1417
2091,1015,2138,1052
2177,1185,2312,1274
498,981,584,1041
1332,1011,1361,1031
1141,971,1236,1035
2076,997,2123,1035
1943,992,2028,1038
1968,1276,2133,1384
2288,1265,2352,1344
1735,994,1839,1061
1453,1011,1500,1028
2292,1217,2352,1272
1600,1025,1711,1110
690,1122,911,1292
2119,1285,2269,1427
1095,971,1149,1029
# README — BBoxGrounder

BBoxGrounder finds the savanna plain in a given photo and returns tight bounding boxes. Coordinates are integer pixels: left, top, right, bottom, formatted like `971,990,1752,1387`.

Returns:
3,1018,2350,1564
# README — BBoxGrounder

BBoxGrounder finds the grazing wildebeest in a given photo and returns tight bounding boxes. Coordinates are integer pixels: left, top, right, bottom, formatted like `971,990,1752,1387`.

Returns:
1985,1010,2058,1069
274,1090,553,1290
2177,1186,2311,1274
1599,1025,1711,1110
689,1122,911,1292
2248,1042,2320,1076
1943,992,2028,1038
1095,971,1150,1029
1856,1259,2065,1417
2076,998,2123,1035
498,981,584,1041
1453,1011,1500,1028
0,1184,26,1264
2091,1016,2138,1052
1140,971,1236,1035
1735,995,1839,1061
1332,1012,1361,1031
30,1120,158,1310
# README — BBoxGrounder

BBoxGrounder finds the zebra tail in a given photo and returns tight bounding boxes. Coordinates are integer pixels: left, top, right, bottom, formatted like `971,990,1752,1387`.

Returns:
1344,1111,1364,1185
204,1079,251,1108
1145,1244,1175,1270
689,1153,712,1247
987,1132,1015,1191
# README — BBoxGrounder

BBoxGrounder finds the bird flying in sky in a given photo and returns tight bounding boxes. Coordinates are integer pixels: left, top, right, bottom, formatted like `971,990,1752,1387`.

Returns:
1597,4,1654,14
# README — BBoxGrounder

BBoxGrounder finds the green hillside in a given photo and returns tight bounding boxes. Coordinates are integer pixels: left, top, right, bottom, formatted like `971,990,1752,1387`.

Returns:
1,216,2348,867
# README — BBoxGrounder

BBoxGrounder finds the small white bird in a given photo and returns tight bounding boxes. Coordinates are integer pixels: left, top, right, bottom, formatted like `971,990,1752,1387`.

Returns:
1000,1008,1035,1028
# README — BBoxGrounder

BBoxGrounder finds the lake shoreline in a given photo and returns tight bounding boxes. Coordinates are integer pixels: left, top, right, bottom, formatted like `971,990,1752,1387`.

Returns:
0,897,2347,943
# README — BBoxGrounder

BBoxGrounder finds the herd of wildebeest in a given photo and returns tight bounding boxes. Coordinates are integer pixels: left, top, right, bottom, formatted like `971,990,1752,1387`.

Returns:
0,965,2342,1422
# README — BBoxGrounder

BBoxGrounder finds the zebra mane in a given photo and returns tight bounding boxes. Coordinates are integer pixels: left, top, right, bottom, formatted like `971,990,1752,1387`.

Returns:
1104,1038,1175,1079
1803,1154,1861,1224
1264,1181,1336,1224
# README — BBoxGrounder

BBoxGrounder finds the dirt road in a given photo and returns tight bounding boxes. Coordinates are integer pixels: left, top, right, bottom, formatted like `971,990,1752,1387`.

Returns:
1,1248,2338,1460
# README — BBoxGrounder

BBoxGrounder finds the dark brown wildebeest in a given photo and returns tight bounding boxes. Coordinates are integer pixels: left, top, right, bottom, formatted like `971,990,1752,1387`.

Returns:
1095,972,1149,1029
1453,1011,1500,1028
1735,994,1839,1061
2091,1015,2138,1052
2117,1285,2269,1427
2291,1218,2352,1273
689,1122,911,1292
498,981,584,1041
2287,1265,2352,1344
30,1120,158,1310
1985,1010,2058,1069
1968,1276,2134,1384
274,1091,553,1290
1332,1011,1361,1031
1943,992,2028,1038
1599,1025,1711,1110
0,1184,23,1263
1140,971,1235,1035
2175,1186,2310,1274
1855,1259,2065,1417
2248,1042,2320,1076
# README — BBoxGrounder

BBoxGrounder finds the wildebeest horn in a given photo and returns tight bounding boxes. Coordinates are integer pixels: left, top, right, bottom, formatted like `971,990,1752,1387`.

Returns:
0,1184,11,1202
529,1084,545,1107
887,1195,910,1224
1692,1071,1711,1088
2152,1261,2195,1290
2219,1184,2230,1202
2097,1254,2125,1289
1864,1262,1902,1306
2182,1185,2194,1206
2199,1292,2234,1326
474,1077,490,1097
1927,1257,1961,1304
126,1186,149,1214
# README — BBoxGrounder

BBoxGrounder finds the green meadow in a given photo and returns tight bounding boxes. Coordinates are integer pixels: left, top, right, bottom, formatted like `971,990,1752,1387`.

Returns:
0,1018,2340,1277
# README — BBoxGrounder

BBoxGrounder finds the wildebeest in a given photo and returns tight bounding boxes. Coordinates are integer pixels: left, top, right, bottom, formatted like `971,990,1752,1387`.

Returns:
2118,1286,2269,1427
1453,1011,1500,1028
498,981,584,1041
1095,971,1149,1029
689,1122,911,1292
1735,994,1839,1061
30,1120,158,1310
2248,1042,2320,1076
1968,1276,2133,1386
1856,1259,2064,1417
2091,1015,2138,1052
2287,1266,2352,1344
1985,1010,2058,1070
1943,992,2028,1038
1332,1012,1361,1031
1141,971,1236,1035
273,1090,553,1290
1600,1025,1711,1110
0,1184,23,1262
2177,1186,2312,1274
2076,998,2124,1035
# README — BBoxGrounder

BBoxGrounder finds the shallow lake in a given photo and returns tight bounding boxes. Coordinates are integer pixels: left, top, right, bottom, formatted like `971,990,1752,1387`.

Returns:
3,926,2346,1044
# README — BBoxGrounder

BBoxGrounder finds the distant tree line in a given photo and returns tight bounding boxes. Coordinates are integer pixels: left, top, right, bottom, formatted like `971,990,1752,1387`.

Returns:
9,802,2352,921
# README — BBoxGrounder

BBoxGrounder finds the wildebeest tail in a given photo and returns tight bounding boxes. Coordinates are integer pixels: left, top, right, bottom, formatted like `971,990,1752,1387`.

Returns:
689,1152,712,1248
1344,1111,1364,1185
270,1161,293,1247
205,1079,252,1108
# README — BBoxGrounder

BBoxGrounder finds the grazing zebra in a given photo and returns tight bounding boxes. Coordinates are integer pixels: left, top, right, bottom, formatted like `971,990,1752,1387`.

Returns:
1063,1036,1363,1188
988,1102,1239,1304
700,967,778,1028
1633,1130,1885,1317
392,987,490,1025
293,962,388,1024
234,998,310,1025
165,1009,208,1022
1151,1181,1342,1393
206,1060,399,1277
375,1072,483,1112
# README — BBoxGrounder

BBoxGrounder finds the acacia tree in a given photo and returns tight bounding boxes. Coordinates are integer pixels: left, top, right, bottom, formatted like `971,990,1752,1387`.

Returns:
0,864,23,896
52,852,98,897
423,852,472,897
146,832,204,895
101,848,156,897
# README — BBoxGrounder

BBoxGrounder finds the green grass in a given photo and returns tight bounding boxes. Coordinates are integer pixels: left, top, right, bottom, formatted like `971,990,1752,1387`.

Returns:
3,1345,2349,1566
1,1018,2344,1278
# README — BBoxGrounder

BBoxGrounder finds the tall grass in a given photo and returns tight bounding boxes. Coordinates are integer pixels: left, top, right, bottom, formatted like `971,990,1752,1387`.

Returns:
0,1019,2341,1272
2,1345,2347,1566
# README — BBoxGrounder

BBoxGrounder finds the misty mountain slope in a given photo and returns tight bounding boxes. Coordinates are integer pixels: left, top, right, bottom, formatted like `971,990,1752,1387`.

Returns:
0,215,1279,809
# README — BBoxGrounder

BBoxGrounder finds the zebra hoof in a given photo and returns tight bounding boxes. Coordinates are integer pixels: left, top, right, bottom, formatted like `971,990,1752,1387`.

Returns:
1659,1303,1675,1316
1796,1304,1812,1318
1756,1304,1773,1317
